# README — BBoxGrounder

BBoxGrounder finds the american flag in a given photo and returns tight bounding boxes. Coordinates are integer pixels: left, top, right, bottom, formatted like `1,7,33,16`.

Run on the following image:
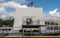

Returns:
27,2,34,7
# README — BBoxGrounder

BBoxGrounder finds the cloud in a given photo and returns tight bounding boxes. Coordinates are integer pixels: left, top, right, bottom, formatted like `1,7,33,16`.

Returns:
1,1,28,8
0,6,14,20
0,0,25,3
49,8,59,16
0,7,5,12
44,9,59,18
12,0,26,4
0,1,28,20
45,8,60,20
44,8,60,25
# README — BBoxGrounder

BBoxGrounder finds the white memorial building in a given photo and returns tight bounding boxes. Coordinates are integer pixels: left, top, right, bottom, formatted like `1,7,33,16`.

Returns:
13,8,45,30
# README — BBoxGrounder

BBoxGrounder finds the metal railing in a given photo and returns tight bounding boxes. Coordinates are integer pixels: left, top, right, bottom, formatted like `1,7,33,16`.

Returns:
0,25,60,36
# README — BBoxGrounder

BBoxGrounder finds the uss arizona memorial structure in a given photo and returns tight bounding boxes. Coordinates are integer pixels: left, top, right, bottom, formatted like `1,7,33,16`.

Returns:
13,8,45,30
1,8,60,36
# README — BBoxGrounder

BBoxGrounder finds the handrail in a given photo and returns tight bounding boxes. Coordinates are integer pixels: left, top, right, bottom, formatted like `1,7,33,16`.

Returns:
0,25,60,29
0,27,22,29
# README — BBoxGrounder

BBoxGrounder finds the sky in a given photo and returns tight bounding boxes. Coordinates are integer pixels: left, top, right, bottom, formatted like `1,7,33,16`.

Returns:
26,0,60,13
0,0,60,20
0,0,60,13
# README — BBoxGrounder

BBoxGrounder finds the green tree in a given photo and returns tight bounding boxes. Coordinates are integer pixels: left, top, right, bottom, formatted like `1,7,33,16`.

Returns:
0,18,14,27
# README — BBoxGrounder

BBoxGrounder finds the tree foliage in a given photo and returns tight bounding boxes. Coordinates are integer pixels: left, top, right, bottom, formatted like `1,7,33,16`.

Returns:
0,19,14,27
45,21,58,25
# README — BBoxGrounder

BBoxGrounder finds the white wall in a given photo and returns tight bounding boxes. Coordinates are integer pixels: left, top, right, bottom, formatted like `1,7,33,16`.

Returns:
13,8,45,30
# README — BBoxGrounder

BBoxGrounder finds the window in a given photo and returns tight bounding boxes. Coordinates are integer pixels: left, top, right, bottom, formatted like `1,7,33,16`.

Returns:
47,27,53,30
26,18,32,25
54,26,58,30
